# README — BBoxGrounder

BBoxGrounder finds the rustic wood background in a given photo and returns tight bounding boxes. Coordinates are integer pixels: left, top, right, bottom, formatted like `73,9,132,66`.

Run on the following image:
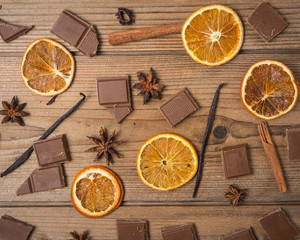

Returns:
0,0,300,239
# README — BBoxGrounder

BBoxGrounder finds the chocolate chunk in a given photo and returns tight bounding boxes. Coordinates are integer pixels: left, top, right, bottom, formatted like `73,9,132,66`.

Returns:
247,2,288,41
51,10,99,56
259,208,299,240
17,164,66,195
0,215,34,240
161,223,198,240
221,144,250,179
117,219,149,240
219,228,256,240
96,77,132,123
0,19,33,43
286,128,300,161
33,135,69,166
159,88,199,127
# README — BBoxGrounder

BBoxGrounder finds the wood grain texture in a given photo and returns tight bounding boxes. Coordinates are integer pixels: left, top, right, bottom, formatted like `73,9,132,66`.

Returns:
0,0,300,239
0,206,300,240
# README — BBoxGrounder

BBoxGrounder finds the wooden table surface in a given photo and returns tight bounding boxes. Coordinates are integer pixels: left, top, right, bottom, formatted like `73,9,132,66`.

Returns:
1,0,300,239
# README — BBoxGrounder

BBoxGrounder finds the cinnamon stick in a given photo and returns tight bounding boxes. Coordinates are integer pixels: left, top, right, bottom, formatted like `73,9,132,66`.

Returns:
258,122,287,192
108,22,183,45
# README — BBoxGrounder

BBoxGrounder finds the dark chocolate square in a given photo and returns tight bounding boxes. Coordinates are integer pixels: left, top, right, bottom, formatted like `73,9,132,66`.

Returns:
247,2,288,41
161,223,198,240
286,128,300,161
221,144,250,179
159,88,199,127
117,219,149,240
0,215,34,240
259,208,299,240
33,135,69,166
219,228,256,240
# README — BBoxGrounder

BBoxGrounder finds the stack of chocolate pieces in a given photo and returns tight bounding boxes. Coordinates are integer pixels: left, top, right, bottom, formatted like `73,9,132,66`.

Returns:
51,10,99,57
97,77,132,123
117,219,149,240
17,135,69,195
0,215,34,240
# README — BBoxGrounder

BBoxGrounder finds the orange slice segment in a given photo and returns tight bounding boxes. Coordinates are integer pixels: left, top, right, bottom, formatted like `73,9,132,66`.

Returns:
241,60,299,120
21,38,75,96
182,5,243,66
71,166,123,218
137,133,198,191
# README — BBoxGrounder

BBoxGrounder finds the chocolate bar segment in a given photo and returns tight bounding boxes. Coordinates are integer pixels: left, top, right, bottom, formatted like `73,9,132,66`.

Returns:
221,144,250,179
0,215,34,240
0,19,33,43
219,228,256,240
33,135,69,166
247,2,288,41
117,219,149,240
286,128,300,161
159,88,199,127
17,164,66,195
259,208,299,240
51,10,99,56
161,223,198,240
97,77,132,123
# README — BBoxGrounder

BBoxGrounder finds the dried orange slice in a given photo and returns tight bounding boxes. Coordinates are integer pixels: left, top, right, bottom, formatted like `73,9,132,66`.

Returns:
71,166,123,218
137,133,198,191
241,60,299,120
21,38,75,96
182,5,243,66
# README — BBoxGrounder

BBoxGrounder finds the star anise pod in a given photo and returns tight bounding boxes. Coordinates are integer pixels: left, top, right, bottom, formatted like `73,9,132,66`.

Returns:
0,96,29,126
85,127,122,165
225,185,246,207
70,230,91,240
133,67,163,104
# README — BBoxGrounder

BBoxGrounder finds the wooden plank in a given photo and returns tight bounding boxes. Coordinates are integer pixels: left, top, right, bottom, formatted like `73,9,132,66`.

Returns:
0,205,299,240
0,54,300,204
0,0,299,54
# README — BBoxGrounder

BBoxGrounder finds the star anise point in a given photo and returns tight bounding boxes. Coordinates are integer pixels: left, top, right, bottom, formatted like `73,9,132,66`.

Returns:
225,185,246,207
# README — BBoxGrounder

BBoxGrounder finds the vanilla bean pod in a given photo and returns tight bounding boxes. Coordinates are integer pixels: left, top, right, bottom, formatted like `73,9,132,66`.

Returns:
1,93,86,177
193,83,226,198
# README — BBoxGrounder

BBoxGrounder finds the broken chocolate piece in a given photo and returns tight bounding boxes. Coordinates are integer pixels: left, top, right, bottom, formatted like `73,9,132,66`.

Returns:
286,128,300,161
0,19,32,43
0,215,34,240
247,2,288,41
259,208,299,240
17,164,66,195
115,8,134,25
51,10,99,56
33,135,69,166
219,228,256,240
159,88,199,127
117,219,149,240
221,144,251,179
96,77,132,123
161,223,198,240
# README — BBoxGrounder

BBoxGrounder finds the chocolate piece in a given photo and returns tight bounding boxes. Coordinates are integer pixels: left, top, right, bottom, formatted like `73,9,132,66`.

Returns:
117,219,149,240
51,10,99,56
286,128,300,161
17,164,66,195
259,208,299,240
0,19,33,43
33,135,69,166
221,144,250,179
247,2,288,41
159,88,199,127
161,223,198,240
219,228,256,240
97,77,132,123
0,215,34,240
